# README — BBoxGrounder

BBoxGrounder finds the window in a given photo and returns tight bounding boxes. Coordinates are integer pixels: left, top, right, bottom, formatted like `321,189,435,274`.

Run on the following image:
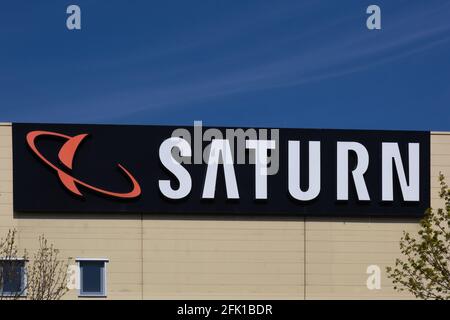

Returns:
77,259,108,297
0,260,26,296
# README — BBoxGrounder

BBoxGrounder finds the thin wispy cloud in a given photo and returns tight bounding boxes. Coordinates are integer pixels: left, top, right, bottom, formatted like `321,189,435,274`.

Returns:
1,1,449,130
92,2,450,121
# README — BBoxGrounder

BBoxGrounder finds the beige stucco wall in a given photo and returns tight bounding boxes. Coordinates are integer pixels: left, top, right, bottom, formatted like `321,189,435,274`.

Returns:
0,123,449,299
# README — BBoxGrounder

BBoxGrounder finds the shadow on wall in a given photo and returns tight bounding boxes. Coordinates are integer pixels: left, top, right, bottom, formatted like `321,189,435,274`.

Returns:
13,211,422,224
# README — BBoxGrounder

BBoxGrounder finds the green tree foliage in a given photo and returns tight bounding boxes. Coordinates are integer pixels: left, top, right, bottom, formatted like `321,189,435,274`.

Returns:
387,173,450,299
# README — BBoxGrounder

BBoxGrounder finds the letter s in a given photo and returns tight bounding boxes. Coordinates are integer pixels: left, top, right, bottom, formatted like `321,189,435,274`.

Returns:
159,137,192,199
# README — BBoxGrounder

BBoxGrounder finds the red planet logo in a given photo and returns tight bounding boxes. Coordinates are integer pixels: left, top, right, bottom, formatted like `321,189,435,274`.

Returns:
26,130,141,199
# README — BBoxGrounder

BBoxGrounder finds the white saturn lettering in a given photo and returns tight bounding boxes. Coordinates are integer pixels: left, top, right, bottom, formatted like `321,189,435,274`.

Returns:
158,136,420,203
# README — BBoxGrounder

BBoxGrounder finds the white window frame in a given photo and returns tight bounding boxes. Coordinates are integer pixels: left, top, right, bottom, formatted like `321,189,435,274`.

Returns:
0,257,28,297
76,258,109,298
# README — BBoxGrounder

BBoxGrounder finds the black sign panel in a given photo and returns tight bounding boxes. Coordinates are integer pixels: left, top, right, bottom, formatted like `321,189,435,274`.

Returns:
12,123,430,217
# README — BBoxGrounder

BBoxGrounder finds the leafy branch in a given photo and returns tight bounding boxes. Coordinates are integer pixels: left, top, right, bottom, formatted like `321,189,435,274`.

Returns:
387,173,450,300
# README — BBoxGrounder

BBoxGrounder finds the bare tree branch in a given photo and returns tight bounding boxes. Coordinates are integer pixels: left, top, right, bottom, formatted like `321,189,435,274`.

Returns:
0,231,70,300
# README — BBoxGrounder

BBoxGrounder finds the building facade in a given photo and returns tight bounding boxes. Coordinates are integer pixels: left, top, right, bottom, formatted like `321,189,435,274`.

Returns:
0,122,449,299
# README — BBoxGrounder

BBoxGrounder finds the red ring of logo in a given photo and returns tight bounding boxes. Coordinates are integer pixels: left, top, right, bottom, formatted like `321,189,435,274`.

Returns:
26,130,141,199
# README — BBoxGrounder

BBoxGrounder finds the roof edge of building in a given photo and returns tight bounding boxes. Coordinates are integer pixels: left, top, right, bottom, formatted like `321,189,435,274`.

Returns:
0,122,448,134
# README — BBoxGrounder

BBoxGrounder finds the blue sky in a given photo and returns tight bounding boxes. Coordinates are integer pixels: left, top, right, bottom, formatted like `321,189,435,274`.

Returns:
0,0,449,130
